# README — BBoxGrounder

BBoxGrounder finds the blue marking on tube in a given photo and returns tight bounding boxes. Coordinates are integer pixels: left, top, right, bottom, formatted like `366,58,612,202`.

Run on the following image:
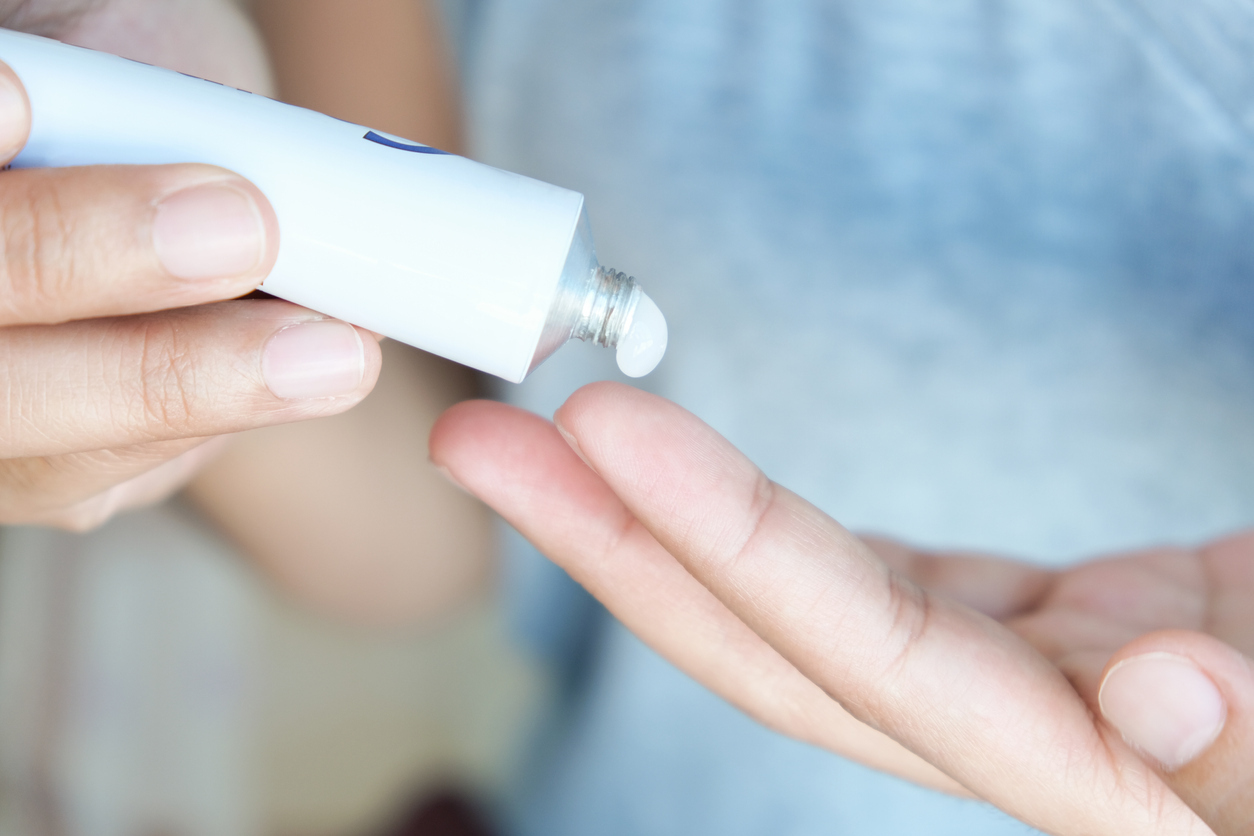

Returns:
364,130,452,155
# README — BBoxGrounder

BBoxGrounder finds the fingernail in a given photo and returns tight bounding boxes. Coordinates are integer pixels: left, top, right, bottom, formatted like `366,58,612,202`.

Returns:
0,72,30,159
554,420,593,469
262,320,365,400
432,463,471,495
154,183,266,280
1099,653,1227,771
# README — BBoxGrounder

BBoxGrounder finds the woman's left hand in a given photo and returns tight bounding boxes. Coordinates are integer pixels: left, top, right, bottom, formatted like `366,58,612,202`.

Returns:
432,381,1254,836
0,0,347,527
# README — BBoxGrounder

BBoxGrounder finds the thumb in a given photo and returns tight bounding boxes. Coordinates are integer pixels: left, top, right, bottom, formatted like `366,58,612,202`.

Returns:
0,59,31,164
1098,631,1254,835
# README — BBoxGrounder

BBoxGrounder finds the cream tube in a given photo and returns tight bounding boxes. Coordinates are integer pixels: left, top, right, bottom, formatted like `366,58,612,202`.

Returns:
0,28,667,383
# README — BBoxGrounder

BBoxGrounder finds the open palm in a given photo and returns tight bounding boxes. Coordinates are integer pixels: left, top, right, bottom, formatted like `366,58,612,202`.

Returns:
432,382,1254,836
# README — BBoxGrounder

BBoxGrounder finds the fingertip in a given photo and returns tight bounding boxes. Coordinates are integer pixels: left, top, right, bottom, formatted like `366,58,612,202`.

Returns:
1101,631,1252,702
431,463,472,496
557,382,734,483
1098,631,1254,833
554,421,592,470
555,381,662,449
355,324,384,391
553,385,610,467
0,60,31,164
557,380,627,425
431,400,595,513
234,174,281,284
428,399,491,462
150,164,281,292
428,400,538,468
1098,648,1227,771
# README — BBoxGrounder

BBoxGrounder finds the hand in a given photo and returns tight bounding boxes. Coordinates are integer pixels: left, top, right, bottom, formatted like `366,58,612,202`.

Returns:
431,382,1254,836
0,3,382,529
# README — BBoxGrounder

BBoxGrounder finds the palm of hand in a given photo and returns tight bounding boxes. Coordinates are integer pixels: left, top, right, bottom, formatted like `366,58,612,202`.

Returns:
872,530,1254,689
1001,537,1253,688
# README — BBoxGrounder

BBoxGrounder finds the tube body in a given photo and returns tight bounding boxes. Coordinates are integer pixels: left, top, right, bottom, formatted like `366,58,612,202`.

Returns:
0,29,589,383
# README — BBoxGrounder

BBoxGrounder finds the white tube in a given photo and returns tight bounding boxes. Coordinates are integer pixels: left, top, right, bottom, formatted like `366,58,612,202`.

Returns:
0,29,666,383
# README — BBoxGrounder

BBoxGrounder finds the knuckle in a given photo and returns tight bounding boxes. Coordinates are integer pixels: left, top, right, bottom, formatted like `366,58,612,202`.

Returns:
879,572,933,677
0,176,81,323
118,317,200,436
714,472,778,573
823,571,934,724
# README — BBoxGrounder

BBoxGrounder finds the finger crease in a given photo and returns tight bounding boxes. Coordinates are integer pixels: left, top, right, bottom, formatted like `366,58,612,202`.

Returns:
716,473,777,576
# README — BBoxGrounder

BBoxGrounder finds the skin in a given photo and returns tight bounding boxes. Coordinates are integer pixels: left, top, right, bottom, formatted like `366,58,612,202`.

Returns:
430,382,1254,835
9,2,1251,831
0,0,384,530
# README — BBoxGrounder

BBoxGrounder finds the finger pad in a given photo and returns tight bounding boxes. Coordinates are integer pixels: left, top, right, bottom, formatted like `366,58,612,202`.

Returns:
559,382,762,522
431,400,625,525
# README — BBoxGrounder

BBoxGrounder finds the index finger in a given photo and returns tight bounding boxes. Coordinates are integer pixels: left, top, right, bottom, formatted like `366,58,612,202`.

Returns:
553,382,1199,836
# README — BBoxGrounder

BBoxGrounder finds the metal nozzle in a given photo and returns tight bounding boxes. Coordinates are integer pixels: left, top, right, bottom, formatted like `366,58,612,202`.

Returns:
525,209,642,377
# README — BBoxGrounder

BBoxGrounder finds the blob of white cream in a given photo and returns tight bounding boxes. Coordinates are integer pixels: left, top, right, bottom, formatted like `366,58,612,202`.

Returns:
616,293,668,377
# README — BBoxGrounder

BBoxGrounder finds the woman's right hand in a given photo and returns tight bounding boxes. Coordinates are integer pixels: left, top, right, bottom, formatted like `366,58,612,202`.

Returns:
0,59,381,530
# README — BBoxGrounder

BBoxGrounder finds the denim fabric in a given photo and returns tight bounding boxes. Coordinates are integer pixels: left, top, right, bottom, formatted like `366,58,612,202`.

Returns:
462,2,1254,833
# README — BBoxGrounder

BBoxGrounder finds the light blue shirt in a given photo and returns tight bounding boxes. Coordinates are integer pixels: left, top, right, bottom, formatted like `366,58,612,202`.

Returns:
454,1,1254,833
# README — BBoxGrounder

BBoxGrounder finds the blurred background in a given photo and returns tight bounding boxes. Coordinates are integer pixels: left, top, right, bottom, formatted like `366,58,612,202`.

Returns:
8,0,1254,834
0,2,549,835
0,506,544,836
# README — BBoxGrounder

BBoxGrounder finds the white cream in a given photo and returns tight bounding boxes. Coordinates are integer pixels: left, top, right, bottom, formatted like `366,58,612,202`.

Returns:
616,293,668,377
